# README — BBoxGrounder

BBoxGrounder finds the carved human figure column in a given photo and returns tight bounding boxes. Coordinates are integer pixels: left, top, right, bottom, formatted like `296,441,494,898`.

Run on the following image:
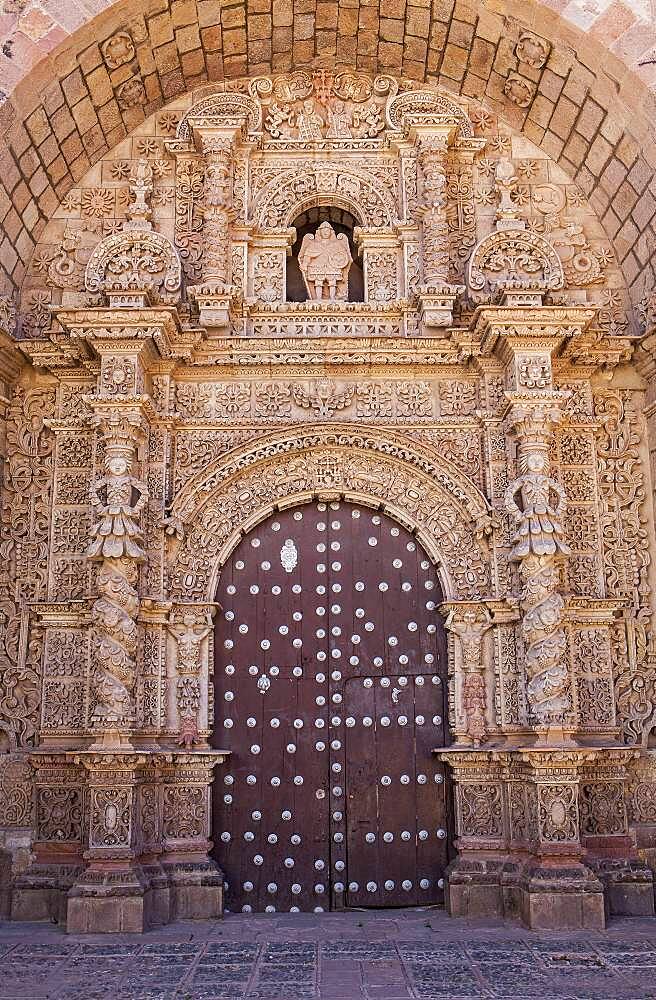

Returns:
443,604,493,747
475,306,598,745
199,135,233,288
186,128,242,328
413,125,463,327
86,407,148,749
417,133,450,286
505,399,571,737
166,605,215,748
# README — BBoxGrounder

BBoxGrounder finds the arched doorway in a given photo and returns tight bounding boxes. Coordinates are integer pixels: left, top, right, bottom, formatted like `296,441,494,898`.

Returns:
211,500,451,913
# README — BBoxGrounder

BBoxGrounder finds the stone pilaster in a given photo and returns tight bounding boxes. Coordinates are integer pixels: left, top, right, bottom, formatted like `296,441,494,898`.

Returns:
157,751,227,920
166,603,217,748
185,125,243,329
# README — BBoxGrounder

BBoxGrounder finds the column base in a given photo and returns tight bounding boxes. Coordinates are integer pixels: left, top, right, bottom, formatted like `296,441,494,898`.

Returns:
517,865,605,930
163,860,224,920
66,865,154,934
445,858,510,920
11,864,83,924
589,858,655,917
446,859,606,929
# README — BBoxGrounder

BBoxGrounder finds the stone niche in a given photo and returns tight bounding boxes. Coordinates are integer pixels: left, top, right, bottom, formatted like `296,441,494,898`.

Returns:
0,67,654,933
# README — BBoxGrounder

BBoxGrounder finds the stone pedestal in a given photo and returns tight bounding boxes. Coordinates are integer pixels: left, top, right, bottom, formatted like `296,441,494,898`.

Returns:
13,749,227,932
441,746,640,929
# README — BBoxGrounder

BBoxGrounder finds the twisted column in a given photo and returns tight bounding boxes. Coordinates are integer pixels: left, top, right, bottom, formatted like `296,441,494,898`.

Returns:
505,401,571,732
87,413,148,748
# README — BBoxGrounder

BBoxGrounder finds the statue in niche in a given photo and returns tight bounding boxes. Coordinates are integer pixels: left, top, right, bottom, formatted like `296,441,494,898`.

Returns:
298,221,353,300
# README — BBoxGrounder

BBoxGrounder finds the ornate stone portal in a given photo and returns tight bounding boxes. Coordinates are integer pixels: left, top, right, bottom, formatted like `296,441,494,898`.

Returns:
0,67,655,932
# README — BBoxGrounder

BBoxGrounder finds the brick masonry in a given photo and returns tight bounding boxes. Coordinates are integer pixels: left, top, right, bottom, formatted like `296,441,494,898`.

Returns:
0,0,655,317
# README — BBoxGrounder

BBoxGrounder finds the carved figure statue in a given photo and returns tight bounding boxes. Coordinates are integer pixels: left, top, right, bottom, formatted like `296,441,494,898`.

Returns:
87,442,148,743
298,221,352,300
169,611,212,748
444,607,492,746
88,454,149,560
505,451,569,560
296,99,324,140
326,99,353,138
505,448,571,727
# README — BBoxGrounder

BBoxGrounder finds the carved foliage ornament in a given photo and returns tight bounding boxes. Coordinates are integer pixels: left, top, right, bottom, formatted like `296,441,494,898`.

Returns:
468,228,564,302
386,91,474,138
85,230,182,304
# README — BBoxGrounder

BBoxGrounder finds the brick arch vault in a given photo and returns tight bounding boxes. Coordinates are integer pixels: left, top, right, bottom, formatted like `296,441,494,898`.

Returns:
0,0,656,323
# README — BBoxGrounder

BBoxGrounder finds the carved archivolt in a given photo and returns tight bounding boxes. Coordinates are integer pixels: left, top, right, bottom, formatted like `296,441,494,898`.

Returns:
168,425,492,603
251,163,398,229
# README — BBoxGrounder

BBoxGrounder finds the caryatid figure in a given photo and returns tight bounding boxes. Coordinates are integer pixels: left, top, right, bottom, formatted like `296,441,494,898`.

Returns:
298,221,353,301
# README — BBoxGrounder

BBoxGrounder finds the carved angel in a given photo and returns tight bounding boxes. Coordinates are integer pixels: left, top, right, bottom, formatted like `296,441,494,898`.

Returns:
504,452,570,560
298,221,352,301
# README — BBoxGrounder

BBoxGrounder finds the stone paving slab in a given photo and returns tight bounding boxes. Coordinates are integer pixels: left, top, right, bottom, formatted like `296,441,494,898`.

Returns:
3,909,656,1000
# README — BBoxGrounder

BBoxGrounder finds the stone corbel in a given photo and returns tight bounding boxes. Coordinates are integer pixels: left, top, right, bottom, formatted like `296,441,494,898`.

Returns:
165,603,218,748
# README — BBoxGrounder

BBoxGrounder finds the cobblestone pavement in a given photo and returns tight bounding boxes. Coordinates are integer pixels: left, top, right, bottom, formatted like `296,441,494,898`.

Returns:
3,909,656,1000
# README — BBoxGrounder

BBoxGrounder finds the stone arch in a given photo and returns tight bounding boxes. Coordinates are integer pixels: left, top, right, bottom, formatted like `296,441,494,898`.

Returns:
1,0,655,318
168,425,493,603
252,163,398,229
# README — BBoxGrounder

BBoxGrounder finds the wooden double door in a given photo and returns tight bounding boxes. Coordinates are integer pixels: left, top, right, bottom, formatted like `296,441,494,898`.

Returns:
212,501,450,913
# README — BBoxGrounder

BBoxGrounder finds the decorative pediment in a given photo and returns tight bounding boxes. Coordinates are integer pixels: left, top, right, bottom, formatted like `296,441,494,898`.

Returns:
85,230,182,307
467,228,564,304
386,90,474,138
176,92,262,140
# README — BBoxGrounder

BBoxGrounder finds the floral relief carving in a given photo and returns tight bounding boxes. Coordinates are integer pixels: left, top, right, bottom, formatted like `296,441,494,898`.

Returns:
458,782,503,838
162,785,206,840
538,784,578,842
580,782,626,836
504,74,535,108
36,787,84,842
255,383,292,418
515,32,551,69
0,384,56,746
0,755,33,827
101,31,135,69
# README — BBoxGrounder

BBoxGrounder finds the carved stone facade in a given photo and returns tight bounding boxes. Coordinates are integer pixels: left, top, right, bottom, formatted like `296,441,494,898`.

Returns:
0,68,655,932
